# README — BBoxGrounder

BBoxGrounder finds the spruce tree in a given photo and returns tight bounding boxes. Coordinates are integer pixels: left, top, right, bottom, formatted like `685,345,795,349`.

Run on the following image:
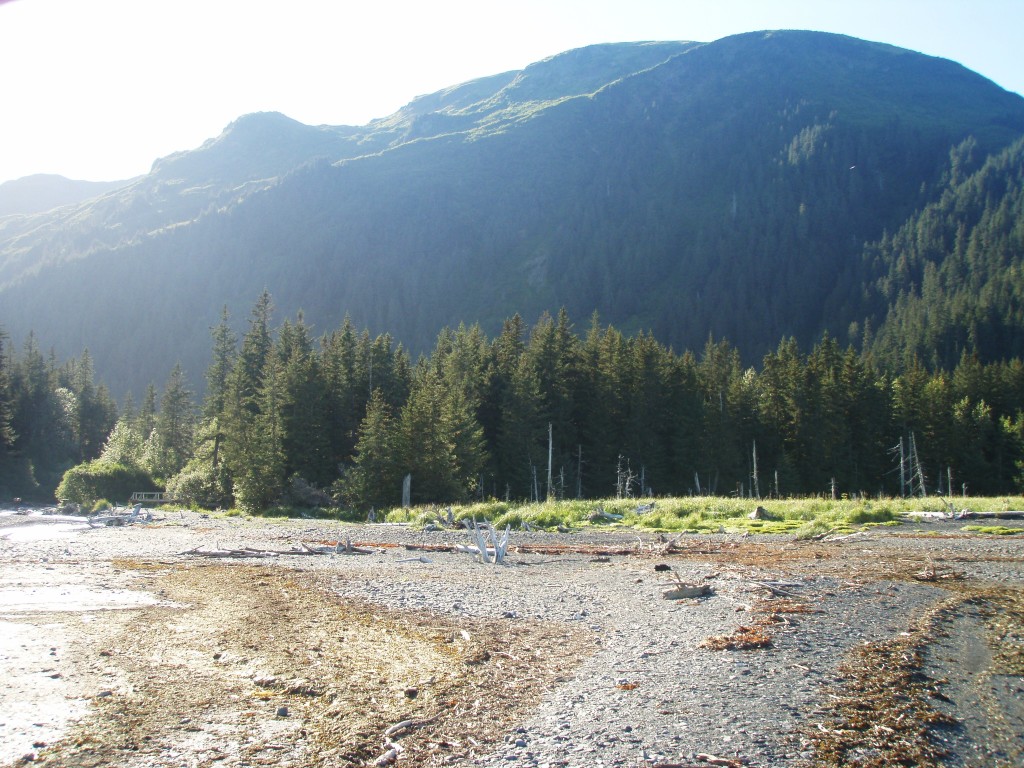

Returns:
221,291,275,507
233,352,286,512
204,306,237,422
0,328,17,493
276,315,331,486
151,364,196,478
345,389,401,510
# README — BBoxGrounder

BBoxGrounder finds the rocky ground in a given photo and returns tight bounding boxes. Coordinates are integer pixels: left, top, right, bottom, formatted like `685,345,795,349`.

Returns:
0,508,1021,768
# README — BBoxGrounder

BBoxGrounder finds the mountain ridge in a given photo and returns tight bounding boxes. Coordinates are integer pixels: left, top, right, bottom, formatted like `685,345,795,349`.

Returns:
0,174,132,217
1,31,1023,397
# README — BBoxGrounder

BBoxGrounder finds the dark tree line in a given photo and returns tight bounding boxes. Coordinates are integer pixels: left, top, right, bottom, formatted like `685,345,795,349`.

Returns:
3,297,1024,508
0,331,118,499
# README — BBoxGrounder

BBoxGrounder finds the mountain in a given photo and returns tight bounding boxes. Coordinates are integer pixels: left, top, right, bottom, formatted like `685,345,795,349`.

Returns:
0,174,131,217
1,32,1023,397
857,135,1024,370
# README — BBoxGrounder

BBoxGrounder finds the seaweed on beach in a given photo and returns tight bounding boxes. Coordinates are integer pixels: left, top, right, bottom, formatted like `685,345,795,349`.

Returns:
806,588,1024,767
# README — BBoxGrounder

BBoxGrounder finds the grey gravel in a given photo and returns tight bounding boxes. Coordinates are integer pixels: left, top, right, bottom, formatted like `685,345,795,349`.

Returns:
1,508,1021,766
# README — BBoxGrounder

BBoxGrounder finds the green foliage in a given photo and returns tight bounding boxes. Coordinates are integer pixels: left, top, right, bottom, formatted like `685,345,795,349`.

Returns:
14,281,1024,512
148,363,196,478
0,327,19,496
285,475,332,508
2,337,119,499
55,460,155,506
491,500,594,530
340,389,402,510
961,525,1024,535
211,494,1024,531
165,462,231,509
99,419,145,467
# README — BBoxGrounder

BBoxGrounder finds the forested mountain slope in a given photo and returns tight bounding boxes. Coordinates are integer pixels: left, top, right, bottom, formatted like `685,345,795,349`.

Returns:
1,31,1022,397
857,137,1024,369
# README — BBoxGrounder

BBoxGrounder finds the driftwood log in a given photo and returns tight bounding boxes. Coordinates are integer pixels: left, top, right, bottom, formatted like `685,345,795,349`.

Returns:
180,540,373,558
748,579,805,597
957,510,1024,520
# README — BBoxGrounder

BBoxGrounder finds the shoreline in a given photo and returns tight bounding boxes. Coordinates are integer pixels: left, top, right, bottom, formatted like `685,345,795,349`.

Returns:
0,510,1021,766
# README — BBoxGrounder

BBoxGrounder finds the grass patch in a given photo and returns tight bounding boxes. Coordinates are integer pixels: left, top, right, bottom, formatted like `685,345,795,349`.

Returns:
372,496,906,534
961,525,1024,536
215,495,1024,536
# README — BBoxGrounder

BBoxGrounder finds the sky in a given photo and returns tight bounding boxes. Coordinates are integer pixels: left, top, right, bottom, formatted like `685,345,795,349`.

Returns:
1,0,1022,186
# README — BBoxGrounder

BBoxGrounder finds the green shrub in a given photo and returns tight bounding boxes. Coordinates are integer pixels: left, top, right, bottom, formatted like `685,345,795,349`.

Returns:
165,464,232,509
56,461,156,507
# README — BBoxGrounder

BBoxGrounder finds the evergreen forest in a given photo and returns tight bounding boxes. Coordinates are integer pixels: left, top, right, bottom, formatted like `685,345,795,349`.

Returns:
3,34,1024,511
4,294,1024,511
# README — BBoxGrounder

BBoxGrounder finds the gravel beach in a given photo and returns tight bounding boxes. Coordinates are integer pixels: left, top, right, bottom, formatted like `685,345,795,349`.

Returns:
1,508,1021,767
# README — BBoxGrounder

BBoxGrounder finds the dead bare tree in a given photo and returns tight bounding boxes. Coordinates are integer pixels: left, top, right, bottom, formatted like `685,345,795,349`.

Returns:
615,455,637,499
751,440,760,500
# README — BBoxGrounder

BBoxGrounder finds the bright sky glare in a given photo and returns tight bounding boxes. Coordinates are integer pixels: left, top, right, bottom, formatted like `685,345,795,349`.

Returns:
1,0,1022,185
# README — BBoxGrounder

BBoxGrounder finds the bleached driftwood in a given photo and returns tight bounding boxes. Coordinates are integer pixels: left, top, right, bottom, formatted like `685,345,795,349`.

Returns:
822,530,874,542
372,744,401,766
662,569,713,599
695,754,746,768
905,511,952,520
912,562,966,581
748,505,771,520
372,710,444,766
331,536,374,554
455,543,497,559
383,710,443,738
274,541,372,555
660,534,684,553
87,503,153,527
458,518,510,564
